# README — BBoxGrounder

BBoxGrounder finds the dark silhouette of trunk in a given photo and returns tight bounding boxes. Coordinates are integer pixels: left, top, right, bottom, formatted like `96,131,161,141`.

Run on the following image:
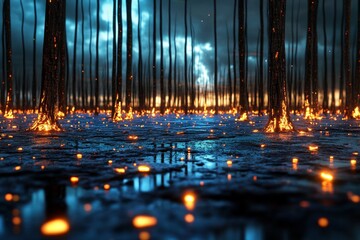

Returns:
125,0,133,112
214,0,218,114
89,0,94,109
111,0,117,114
20,0,26,110
294,0,300,111
174,19,178,109
304,0,318,112
233,0,237,107
259,0,264,114
81,0,85,109
72,0,79,109
1,3,5,112
339,2,345,111
160,0,165,114
113,0,123,119
264,0,294,132
226,26,232,109
238,0,246,114
138,0,144,110
106,22,110,109
167,0,172,108
58,0,67,114
4,0,13,117
184,0,189,113
330,0,337,112
95,0,100,114
190,15,195,111
344,0,352,118
30,0,66,131
355,0,360,108
152,0,157,109
322,0,328,111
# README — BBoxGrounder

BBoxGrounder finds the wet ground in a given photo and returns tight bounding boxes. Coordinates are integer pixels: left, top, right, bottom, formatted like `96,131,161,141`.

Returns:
0,113,360,240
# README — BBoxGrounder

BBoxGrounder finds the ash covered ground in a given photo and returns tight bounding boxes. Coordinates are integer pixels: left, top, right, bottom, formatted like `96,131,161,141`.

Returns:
0,113,360,240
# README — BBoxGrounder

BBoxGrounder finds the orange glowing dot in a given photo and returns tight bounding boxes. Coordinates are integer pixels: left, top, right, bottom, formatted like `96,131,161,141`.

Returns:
139,231,151,240
17,147,23,152
187,147,191,152
108,160,113,165
103,184,111,190
227,174,232,181
199,181,204,186
329,156,334,161
41,218,70,236
347,192,360,203
226,160,233,166
184,213,195,223
318,217,329,228
299,200,310,208
353,152,359,156
320,172,333,181
70,176,79,184
12,217,21,225
260,144,266,148
138,165,150,173
76,153,82,159
350,159,357,166
115,168,126,174
308,145,318,152
132,215,157,228
253,176,257,181
41,165,45,170
184,192,196,211
128,135,138,140
5,193,13,201
14,166,21,171
83,203,92,212
292,158,298,164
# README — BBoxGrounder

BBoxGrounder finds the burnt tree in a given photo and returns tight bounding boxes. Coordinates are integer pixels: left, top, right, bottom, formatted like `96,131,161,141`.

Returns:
125,0,133,112
3,0,13,117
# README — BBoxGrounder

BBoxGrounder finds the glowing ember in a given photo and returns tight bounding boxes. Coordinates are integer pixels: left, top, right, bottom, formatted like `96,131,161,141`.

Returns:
5,193,13,201
128,135,138,140
350,159,357,166
70,176,79,184
292,158,298,164
41,218,70,236
299,201,310,208
183,192,196,211
12,216,21,225
17,147,23,152
114,168,126,174
103,184,111,190
347,192,360,203
113,100,123,121
84,203,92,212
29,113,62,132
138,165,150,173
260,144,266,148
318,217,329,228
139,231,151,240
76,153,82,159
352,106,360,119
320,172,333,182
108,160,113,165
308,145,318,152
184,213,195,223
132,215,157,228
125,107,134,120
14,166,21,171
236,112,248,122
264,101,295,132
226,160,233,167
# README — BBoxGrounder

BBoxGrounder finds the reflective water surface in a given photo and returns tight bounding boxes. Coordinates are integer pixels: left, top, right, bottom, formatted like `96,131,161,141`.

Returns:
0,113,360,239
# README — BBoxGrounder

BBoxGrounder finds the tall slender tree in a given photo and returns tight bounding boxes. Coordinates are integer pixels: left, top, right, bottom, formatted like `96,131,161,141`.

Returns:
355,0,360,110
322,0,329,111
330,0,337,112
152,0,157,109
3,0,13,118
214,0,219,114
111,0,117,114
259,0,264,114
30,0,66,131
344,0,352,118
125,0,133,112
233,0,237,107
264,0,294,132
95,0,100,114
20,0,26,109
184,0,189,113
238,0,247,115
81,0,85,109
138,0,144,110
73,0,79,109
113,0,123,119
167,0,173,109
160,0,165,114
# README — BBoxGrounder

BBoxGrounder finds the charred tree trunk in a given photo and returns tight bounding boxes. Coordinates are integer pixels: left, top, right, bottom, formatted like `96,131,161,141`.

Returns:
30,0,66,131
160,0,165,114
58,1,67,115
322,0,329,111
227,26,232,109
355,0,360,109
233,0,237,107
138,0,144,110
95,0,100,114
89,0,94,109
111,0,117,114
72,0,79,109
81,0,85,109
330,0,337,112
344,0,352,118
3,0,13,117
152,0,157,109
184,0,189,114
214,0,219,114
304,0,319,113
264,0,294,132
125,0,133,112
167,0,172,109
238,0,247,115
259,0,264,114
20,0,26,110
113,0,123,119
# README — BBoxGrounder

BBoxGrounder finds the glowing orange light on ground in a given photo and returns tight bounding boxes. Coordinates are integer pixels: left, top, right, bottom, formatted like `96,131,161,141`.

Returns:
318,217,329,228
292,158,298,164
183,192,196,211
138,165,150,173
226,160,232,167
70,176,79,184
103,184,111,190
41,218,70,236
76,153,82,159
184,213,195,223
308,145,318,152
114,168,126,174
132,215,157,228
320,172,333,181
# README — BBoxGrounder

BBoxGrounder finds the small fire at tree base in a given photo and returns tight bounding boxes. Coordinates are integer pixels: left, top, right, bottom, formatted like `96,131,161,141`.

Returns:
28,113,62,132
264,101,295,133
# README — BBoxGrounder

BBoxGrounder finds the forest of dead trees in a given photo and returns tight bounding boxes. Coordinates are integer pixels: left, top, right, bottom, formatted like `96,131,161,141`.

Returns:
0,0,360,119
